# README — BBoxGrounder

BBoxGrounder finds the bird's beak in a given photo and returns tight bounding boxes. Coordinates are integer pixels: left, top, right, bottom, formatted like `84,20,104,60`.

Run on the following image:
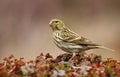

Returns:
49,21,52,27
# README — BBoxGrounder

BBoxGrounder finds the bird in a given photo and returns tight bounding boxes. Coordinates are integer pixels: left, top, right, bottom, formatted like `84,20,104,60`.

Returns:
49,18,114,59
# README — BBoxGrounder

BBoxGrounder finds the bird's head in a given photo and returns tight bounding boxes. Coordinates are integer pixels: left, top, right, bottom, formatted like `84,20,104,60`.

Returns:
49,19,66,31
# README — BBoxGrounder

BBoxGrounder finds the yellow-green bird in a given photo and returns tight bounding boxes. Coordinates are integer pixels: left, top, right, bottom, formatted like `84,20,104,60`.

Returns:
49,18,114,55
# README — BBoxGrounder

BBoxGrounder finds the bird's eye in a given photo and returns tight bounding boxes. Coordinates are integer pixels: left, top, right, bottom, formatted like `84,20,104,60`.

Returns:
55,21,59,23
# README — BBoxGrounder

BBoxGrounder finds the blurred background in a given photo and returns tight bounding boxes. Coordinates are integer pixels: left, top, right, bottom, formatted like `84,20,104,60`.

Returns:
0,0,120,60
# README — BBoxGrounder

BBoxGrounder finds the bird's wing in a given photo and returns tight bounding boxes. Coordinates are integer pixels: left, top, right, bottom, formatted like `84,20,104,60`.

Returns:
73,36,100,46
60,30,79,41
60,29,93,45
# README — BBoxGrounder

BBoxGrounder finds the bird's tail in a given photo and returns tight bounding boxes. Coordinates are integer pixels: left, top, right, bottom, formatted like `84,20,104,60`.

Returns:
95,45,115,52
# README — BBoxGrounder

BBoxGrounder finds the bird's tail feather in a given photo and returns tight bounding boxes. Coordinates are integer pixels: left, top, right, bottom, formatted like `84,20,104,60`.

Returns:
95,45,115,52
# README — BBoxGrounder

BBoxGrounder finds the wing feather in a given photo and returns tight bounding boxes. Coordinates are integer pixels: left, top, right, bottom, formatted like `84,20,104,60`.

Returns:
60,29,93,45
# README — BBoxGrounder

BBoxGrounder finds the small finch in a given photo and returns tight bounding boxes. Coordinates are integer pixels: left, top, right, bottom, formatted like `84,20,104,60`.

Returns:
49,18,114,56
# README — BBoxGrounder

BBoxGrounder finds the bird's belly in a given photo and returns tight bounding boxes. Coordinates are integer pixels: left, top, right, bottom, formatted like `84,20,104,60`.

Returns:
54,40,82,53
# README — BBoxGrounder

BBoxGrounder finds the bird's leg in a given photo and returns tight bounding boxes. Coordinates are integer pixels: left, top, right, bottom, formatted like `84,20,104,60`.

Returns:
68,52,76,62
